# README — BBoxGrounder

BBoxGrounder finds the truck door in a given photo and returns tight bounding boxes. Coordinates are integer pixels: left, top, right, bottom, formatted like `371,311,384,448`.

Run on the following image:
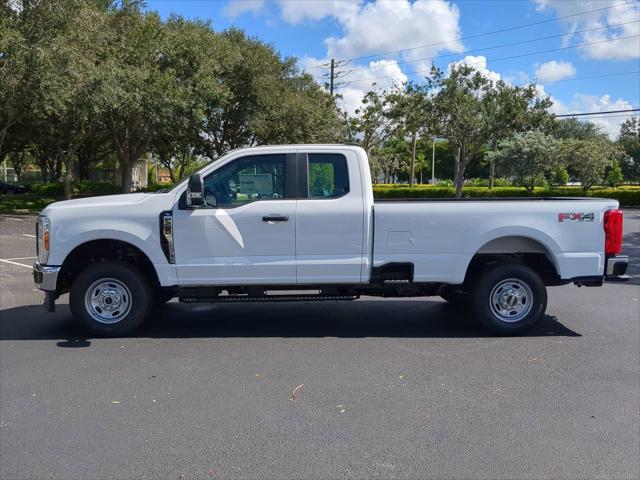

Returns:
295,151,366,284
173,153,298,285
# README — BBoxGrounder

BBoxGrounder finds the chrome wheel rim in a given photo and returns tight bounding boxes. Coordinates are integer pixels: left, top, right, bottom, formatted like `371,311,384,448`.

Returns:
489,278,533,323
85,278,132,324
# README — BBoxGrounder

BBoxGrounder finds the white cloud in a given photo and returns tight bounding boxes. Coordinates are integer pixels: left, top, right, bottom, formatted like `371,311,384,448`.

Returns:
534,0,640,60
222,0,266,18
277,0,362,24
546,90,635,137
534,60,576,83
448,55,502,83
279,0,464,66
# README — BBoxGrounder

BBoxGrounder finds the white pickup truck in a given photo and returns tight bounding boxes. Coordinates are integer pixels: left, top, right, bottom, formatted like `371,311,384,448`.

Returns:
33,145,628,336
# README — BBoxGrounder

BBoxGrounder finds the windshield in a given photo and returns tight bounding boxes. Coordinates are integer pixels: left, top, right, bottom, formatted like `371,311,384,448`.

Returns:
164,153,231,193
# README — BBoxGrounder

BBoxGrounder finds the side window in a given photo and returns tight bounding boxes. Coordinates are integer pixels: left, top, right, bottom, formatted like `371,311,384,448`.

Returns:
203,154,285,208
307,154,349,199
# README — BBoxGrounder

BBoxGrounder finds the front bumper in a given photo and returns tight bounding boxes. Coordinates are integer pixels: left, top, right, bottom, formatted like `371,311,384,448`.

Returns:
605,255,629,277
33,262,61,291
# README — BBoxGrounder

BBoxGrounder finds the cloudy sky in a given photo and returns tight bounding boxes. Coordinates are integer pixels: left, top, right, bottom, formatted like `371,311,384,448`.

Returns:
147,0,640,137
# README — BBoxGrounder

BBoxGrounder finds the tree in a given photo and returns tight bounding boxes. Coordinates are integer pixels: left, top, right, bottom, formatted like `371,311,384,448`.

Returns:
350,89,395,156
0,0,55,160
490,131,560,192
618,116,640,182
387,82,434,186
430,64,555,197
430,65,495,197
149,16,221,182
561,138,622,192
553,118,607,140
95,5,187,192
199,29,342,160
605,162,624,187
485,81,553,188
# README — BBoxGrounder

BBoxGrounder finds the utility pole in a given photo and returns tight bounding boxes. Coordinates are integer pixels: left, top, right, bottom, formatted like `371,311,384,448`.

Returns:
431,138,436,184
329,59,335,97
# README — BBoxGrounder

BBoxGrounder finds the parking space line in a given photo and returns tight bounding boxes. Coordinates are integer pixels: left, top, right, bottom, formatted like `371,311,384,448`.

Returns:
0,259,32,269
5,257,36,261
21,234,36,238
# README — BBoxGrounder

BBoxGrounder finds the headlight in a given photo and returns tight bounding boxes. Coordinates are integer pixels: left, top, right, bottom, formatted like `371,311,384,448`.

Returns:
37,215,50,264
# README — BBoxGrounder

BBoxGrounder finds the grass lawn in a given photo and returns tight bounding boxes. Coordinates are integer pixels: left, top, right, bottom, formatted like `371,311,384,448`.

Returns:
0,194,60,214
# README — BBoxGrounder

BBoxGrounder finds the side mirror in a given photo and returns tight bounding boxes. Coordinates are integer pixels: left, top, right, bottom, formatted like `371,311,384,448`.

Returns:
186,173,205,207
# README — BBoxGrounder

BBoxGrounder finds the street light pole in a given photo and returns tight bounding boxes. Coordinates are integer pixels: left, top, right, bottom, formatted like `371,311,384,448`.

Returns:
431,138,436,184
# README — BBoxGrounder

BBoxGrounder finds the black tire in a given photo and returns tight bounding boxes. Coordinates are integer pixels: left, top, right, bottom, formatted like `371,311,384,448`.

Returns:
471,263,547,335
70,263,153,337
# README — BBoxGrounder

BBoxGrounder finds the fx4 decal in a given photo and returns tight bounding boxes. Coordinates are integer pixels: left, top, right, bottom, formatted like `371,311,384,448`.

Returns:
558,212,595,222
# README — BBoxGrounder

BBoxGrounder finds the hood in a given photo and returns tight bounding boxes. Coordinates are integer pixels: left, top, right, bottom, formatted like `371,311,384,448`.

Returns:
42,193,152,213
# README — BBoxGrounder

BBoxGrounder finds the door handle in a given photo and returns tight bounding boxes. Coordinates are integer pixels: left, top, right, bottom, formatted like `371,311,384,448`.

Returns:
262,215,289,222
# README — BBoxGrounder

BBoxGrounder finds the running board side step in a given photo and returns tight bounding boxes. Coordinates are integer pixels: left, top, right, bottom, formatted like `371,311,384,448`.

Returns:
179,294,360,303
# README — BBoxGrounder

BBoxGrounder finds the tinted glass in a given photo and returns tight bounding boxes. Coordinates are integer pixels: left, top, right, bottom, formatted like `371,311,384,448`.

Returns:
308,154,349,199
203,154,286,207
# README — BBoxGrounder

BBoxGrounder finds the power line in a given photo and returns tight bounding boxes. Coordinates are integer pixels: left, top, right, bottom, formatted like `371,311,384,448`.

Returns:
542,70,639,85
558,114,639,119
337,0,639,63
337,34,640,87
341,20,638,75
555,108,640,117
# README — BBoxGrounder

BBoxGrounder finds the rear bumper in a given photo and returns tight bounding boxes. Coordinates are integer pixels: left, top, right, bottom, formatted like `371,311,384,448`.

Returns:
605,255,629,277
33,262,60,291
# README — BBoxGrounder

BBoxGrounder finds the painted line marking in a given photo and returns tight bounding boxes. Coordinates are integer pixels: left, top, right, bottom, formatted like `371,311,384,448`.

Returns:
1,217,23,222
0,259,32,269
5,256,35,261
21,234,36,238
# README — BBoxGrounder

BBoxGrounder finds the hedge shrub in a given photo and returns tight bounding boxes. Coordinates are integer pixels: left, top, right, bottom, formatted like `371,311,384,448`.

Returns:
372,185,640,206
30,182,122,197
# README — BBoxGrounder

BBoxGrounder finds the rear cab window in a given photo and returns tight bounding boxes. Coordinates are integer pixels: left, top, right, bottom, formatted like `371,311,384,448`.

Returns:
307,153,349,199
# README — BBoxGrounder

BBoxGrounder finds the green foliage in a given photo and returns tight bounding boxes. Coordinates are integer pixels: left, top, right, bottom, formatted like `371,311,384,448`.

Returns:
428,64,553,197
30,182,120,196
308,162,334,197
2,2,343,192
465,177,514,187
552,118,607,141
606,162,624,187
0,194,58,214
490,131,560,191
618,116,640,182
561,138,622,191
547,165,569,186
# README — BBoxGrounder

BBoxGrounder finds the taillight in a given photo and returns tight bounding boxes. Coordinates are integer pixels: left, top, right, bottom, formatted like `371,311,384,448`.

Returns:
604,209,623,255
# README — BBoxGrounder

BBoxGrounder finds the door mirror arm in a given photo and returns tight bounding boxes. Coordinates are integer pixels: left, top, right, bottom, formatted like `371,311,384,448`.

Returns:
186,173,205,208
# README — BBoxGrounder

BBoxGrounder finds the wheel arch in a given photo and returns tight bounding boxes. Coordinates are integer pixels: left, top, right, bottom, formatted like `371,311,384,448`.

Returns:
463,231,564,286
57,239,161,294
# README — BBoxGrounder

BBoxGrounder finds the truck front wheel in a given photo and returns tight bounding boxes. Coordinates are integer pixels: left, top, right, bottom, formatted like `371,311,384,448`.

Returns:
472,263,547,335
70,263,153,337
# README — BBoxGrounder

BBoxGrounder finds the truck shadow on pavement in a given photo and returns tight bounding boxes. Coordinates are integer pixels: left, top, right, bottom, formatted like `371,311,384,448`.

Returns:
0,300,581,344
622,230,639,285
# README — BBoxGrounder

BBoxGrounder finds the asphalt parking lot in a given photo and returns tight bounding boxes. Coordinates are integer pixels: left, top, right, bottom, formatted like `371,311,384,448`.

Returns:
1,211,639,480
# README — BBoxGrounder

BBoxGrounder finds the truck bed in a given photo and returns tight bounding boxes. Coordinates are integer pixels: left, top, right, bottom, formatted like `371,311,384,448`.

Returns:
372,197,618,284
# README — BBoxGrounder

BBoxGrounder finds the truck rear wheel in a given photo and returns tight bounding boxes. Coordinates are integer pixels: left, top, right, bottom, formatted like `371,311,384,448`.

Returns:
70,263,153,337
472,263,547,335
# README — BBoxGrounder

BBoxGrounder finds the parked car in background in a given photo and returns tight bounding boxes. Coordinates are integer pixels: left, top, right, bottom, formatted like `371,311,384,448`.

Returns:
0,182,27,195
